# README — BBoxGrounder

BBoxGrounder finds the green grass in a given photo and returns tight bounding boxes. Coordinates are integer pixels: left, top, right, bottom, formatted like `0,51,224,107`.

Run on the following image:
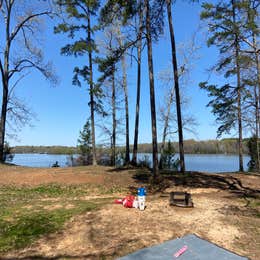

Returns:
0,184,90,199
248,198,260,218
249,199,260,207
0,184,117,253
0,183,126,199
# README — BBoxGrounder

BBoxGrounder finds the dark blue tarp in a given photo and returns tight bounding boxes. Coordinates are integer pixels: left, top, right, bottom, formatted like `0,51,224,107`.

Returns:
117,234,249,260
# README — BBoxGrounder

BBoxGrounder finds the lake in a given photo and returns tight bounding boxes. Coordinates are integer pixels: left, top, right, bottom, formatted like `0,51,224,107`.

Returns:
11,153,251,173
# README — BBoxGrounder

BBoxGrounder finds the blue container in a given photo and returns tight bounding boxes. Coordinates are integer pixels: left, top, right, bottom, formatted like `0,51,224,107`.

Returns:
138,187,146,196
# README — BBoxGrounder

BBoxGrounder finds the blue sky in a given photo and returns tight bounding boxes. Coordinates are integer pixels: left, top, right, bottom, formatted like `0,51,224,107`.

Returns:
7,1,235,147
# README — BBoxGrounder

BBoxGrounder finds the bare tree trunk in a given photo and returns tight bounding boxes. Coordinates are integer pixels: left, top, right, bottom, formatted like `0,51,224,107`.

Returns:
159,86,175,169
111,66,116,166
237,87,243,172
166,0,185,173
0,2,10,162
145,0,159,178
122,54,130,164
116,25,130,165
249,30,260,171
0,81,8,162
253,34,260,171
132,2,143,166
254,83,259,171
232,0,243,172
87,10,97,166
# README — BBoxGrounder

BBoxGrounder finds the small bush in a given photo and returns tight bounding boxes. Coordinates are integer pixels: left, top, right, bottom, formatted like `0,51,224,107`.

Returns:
247,135,260,171
160,140,180,170
3,142,14,162
137,155,151,169
115,151,125,167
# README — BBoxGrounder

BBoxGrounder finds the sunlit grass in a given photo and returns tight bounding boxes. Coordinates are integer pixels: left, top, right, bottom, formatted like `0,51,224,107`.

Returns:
0,184,120,253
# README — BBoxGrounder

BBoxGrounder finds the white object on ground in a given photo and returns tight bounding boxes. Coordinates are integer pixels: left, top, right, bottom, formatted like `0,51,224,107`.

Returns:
138,196,146,210
133,199,139,209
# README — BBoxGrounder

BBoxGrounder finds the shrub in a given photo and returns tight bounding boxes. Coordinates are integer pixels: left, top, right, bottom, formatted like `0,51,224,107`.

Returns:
247,135,260,171
3,142,14,162
160,140,180,170
137,155,151,169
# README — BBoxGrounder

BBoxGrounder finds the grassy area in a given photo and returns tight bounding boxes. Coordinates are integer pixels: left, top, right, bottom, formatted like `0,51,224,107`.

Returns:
0,184,119,253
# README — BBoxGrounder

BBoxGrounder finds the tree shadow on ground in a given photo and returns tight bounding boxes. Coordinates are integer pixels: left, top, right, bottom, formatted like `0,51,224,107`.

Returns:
106,165,150,173
132,170,260,198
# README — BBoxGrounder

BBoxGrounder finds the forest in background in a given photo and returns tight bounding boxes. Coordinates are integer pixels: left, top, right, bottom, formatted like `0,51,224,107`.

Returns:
12,139,249,155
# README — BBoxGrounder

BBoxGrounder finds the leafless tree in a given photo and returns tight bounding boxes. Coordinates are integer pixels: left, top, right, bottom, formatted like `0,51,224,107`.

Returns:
157,39,199,168
116,24,130,164
96,26,126,166
0,0,56,161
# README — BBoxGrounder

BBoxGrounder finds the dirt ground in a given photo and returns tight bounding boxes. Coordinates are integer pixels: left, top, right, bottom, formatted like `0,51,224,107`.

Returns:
0,164,259,260
0,165,136,187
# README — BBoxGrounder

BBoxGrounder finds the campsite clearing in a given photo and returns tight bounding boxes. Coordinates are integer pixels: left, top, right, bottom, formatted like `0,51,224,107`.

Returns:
0,164,259,260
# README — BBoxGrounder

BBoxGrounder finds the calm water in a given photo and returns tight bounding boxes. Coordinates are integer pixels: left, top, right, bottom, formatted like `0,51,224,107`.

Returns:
11,153,251,173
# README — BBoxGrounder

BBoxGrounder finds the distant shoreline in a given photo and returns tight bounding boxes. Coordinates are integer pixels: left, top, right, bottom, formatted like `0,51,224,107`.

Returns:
12,139,249,155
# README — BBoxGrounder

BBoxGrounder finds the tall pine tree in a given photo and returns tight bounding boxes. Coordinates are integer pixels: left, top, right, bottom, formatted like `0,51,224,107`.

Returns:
200,0,247,171
55,0,101,165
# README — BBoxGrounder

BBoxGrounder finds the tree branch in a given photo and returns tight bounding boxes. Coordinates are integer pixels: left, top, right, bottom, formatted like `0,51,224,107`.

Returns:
8,59,34,78
241,49,260,54
8,58,49,80
240,35,259,50
0,0,7,20
8,73,29,100
10,11,52,43
76,1,88,16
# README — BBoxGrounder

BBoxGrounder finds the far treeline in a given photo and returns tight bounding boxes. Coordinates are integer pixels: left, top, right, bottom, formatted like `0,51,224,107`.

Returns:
13,139,249,155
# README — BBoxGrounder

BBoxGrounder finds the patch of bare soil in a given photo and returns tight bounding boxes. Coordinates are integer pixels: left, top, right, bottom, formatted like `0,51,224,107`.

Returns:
233,173,260,190
0,165,259,260
42,204,75,211
0,165,137,188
